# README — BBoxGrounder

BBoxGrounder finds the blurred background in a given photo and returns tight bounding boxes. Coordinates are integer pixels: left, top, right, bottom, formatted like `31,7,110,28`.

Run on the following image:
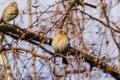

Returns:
0,0,120,80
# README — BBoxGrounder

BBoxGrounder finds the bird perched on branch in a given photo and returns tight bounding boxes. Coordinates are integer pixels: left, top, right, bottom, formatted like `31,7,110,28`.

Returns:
52,29,70,64
0,2,18,23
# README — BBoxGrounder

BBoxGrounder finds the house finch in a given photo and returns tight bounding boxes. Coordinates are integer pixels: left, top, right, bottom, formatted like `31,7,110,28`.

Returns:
0,2,18,23
52,29,70,64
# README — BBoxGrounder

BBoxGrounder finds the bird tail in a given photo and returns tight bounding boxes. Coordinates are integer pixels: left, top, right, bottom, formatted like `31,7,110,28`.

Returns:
62,58,68,64
0,19,4,23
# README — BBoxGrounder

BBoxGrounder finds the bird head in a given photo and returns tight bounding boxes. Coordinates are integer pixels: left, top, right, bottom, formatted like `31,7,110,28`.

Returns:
55,29,67,37
9,2,18,7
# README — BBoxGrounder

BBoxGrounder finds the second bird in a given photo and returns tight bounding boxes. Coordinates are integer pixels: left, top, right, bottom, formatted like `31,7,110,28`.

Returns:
0,2,18,23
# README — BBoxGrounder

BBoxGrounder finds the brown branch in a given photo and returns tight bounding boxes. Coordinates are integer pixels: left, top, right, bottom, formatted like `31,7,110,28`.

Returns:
101,1,120,53
0,23,53,53
0,23,120,79
2,47,49,60
75,8,120,33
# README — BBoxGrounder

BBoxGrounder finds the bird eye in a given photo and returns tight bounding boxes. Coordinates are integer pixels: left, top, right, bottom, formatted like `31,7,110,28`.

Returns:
61,31,66,35
59,31,62,34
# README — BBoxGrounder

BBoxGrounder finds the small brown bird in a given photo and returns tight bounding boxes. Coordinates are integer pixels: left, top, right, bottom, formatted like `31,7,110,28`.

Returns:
52,29,70,64
0,2,18,23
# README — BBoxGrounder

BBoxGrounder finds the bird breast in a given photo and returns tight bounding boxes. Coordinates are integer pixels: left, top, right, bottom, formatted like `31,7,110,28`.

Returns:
52,35,69,54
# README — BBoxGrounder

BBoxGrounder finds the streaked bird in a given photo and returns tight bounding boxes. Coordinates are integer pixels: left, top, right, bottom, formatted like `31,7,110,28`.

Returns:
0,2,18,23
52,29,70,64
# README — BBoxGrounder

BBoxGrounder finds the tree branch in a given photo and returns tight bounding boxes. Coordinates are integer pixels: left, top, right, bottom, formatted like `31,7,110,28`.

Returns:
0,23,120,79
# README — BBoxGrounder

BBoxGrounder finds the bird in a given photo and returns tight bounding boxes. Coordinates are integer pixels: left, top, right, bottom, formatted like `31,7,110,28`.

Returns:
0,2,18,23
52,29,70,64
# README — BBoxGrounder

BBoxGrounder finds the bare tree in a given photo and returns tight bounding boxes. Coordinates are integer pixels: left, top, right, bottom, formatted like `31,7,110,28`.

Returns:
0,0,120,80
